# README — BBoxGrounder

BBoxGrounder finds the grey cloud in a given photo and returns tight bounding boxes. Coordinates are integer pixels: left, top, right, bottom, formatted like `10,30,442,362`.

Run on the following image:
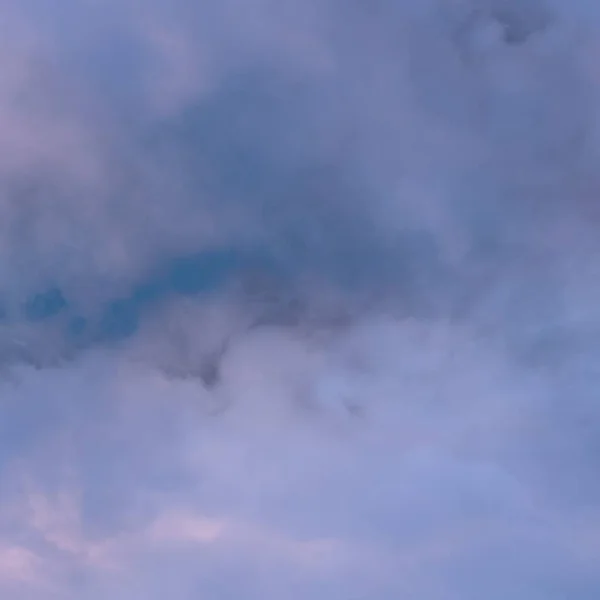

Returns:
0,0,600,598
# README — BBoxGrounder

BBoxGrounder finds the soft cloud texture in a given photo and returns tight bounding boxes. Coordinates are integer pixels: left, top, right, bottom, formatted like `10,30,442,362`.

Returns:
1,0,600,598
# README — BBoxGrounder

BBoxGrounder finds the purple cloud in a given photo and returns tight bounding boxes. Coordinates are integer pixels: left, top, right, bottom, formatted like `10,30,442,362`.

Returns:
0,0,599,598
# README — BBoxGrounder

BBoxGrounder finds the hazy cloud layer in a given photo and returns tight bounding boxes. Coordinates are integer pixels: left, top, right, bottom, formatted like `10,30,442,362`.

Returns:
1,0,600,598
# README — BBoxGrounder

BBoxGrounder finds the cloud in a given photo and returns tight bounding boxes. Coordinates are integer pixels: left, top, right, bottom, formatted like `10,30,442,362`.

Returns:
1,312,599,598
0,0,600,598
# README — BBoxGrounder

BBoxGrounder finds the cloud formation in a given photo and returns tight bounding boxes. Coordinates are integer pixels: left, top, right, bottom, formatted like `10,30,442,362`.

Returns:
1,0,600,598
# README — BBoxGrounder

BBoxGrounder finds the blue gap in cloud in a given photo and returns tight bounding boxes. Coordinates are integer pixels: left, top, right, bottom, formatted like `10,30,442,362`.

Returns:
95,247,249,342
19,246,267,347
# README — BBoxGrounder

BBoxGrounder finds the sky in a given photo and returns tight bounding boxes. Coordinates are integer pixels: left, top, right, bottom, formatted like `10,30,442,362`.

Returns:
1,0,600,598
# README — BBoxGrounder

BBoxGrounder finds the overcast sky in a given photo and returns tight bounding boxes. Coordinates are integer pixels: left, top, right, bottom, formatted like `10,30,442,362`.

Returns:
0,0,600,598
